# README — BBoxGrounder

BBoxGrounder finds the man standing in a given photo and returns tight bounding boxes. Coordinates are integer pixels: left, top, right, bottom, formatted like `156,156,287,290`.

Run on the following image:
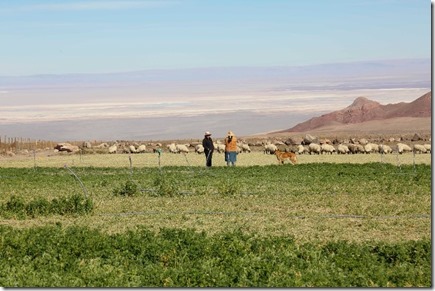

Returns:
202,131,214,167
224,131,237,166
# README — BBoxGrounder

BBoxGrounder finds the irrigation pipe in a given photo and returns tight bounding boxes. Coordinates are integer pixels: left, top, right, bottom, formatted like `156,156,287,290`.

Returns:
98,211,430,220
64,164,89,199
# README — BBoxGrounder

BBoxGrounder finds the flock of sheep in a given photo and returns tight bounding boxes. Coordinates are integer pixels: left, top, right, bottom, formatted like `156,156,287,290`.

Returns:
95,140,253,155
292,141,431,155
77,135,431,156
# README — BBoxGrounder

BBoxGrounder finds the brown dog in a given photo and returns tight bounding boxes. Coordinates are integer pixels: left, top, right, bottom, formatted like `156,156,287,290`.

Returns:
275,149,297,165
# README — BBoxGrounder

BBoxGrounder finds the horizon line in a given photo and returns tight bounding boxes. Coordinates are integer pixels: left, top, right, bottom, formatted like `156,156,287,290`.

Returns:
0,57,430,78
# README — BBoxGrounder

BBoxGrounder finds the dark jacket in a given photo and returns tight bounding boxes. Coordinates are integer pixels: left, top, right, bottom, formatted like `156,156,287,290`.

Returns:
202,137,214,152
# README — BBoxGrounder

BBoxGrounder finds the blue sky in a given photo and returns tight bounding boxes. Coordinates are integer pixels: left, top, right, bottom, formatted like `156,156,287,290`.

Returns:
0,0,430,76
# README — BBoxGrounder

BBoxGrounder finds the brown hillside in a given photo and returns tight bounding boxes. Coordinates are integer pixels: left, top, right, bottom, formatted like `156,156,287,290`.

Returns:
280,91,431,133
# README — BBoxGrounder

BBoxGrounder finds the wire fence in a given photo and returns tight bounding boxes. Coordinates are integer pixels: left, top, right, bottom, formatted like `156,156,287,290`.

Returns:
0,147,431,168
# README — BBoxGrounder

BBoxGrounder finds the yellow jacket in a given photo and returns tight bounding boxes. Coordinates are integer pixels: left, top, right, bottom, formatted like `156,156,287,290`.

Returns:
225,136,237,152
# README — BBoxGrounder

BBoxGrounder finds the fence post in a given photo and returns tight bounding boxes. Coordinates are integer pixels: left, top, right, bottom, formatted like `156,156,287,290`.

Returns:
129,155,133,176
413,150,416,172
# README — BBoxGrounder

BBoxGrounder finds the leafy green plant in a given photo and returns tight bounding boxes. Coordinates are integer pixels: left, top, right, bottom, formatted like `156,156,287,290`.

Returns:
113,180,139,197
50,194,93,215
152,174,180,197
1,194,93,218
217,180,241,196
26,198,51,217
0,225,431,287
2,195,27,218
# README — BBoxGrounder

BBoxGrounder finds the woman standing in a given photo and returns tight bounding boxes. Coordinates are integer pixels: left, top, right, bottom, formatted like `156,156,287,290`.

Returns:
202,131,214,167
224,130,237,166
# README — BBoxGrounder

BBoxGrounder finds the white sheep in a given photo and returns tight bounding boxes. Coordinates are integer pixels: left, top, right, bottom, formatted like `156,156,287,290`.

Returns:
397,143,412,154
348,144,365,154
240,143,251,153
108,144,117,154
264,143,277,154
167,143,178,153
136,144,147,153
176,144,189,153
296,144,308,154
413,144,427,154
308,143,321,155
214,143,225,153
379,144,392,154
195,144,204,154
364,143,379,154
359,138,368,145
337,144,350,154
423,144,431,153
321,144,335,154
95,142,109,148
128,145,137,153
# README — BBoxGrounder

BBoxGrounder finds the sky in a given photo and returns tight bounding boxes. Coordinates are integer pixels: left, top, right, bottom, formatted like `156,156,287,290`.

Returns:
0,0,431,76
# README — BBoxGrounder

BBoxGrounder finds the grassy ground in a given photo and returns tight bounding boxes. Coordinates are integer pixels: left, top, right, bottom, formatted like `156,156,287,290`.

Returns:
0,162,430,244
0,154,431,287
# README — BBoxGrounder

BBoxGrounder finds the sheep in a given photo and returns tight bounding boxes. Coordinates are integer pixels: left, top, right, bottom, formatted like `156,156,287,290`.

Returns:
240,143,251,153
82,141,92,149
372,143,380,153
296,144,308,155
321,144,335,154
413,144,427,154
379,144,392,154
95,142,109,148
195,144,204,154
423,144,431,153
364,143,379,154
167,143,178,153
308,143,321,155
264,143,277,154
337,144,350,154
359,138,368,145
348,144,365,154
214,143,225,153
128,145,137,153
397,143,412,154
108,144,117,154
54,143,79,153
176,144,189,154
136,144,146,153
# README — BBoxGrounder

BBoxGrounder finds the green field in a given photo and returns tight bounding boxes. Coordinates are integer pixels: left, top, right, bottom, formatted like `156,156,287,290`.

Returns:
0,153,431,287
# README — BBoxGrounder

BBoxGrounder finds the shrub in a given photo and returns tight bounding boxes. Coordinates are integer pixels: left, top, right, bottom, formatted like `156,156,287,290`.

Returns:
26,198,51,217
152,175,180,197
113,180,139,197
2,195,26,218
1,194,93,218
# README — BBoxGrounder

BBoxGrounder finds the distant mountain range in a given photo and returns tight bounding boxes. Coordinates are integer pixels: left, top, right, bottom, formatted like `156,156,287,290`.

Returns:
277,91,431,133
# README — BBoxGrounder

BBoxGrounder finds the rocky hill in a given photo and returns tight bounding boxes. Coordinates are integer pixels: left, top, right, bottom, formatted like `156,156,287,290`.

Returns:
278,91,431,133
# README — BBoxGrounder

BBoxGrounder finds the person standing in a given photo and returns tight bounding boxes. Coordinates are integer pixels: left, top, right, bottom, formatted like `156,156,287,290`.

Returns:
224,130,238,166
202,131,214,167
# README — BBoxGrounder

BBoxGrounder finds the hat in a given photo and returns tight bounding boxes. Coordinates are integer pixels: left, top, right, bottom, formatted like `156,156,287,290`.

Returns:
227,131,234,137
204,131,211,136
